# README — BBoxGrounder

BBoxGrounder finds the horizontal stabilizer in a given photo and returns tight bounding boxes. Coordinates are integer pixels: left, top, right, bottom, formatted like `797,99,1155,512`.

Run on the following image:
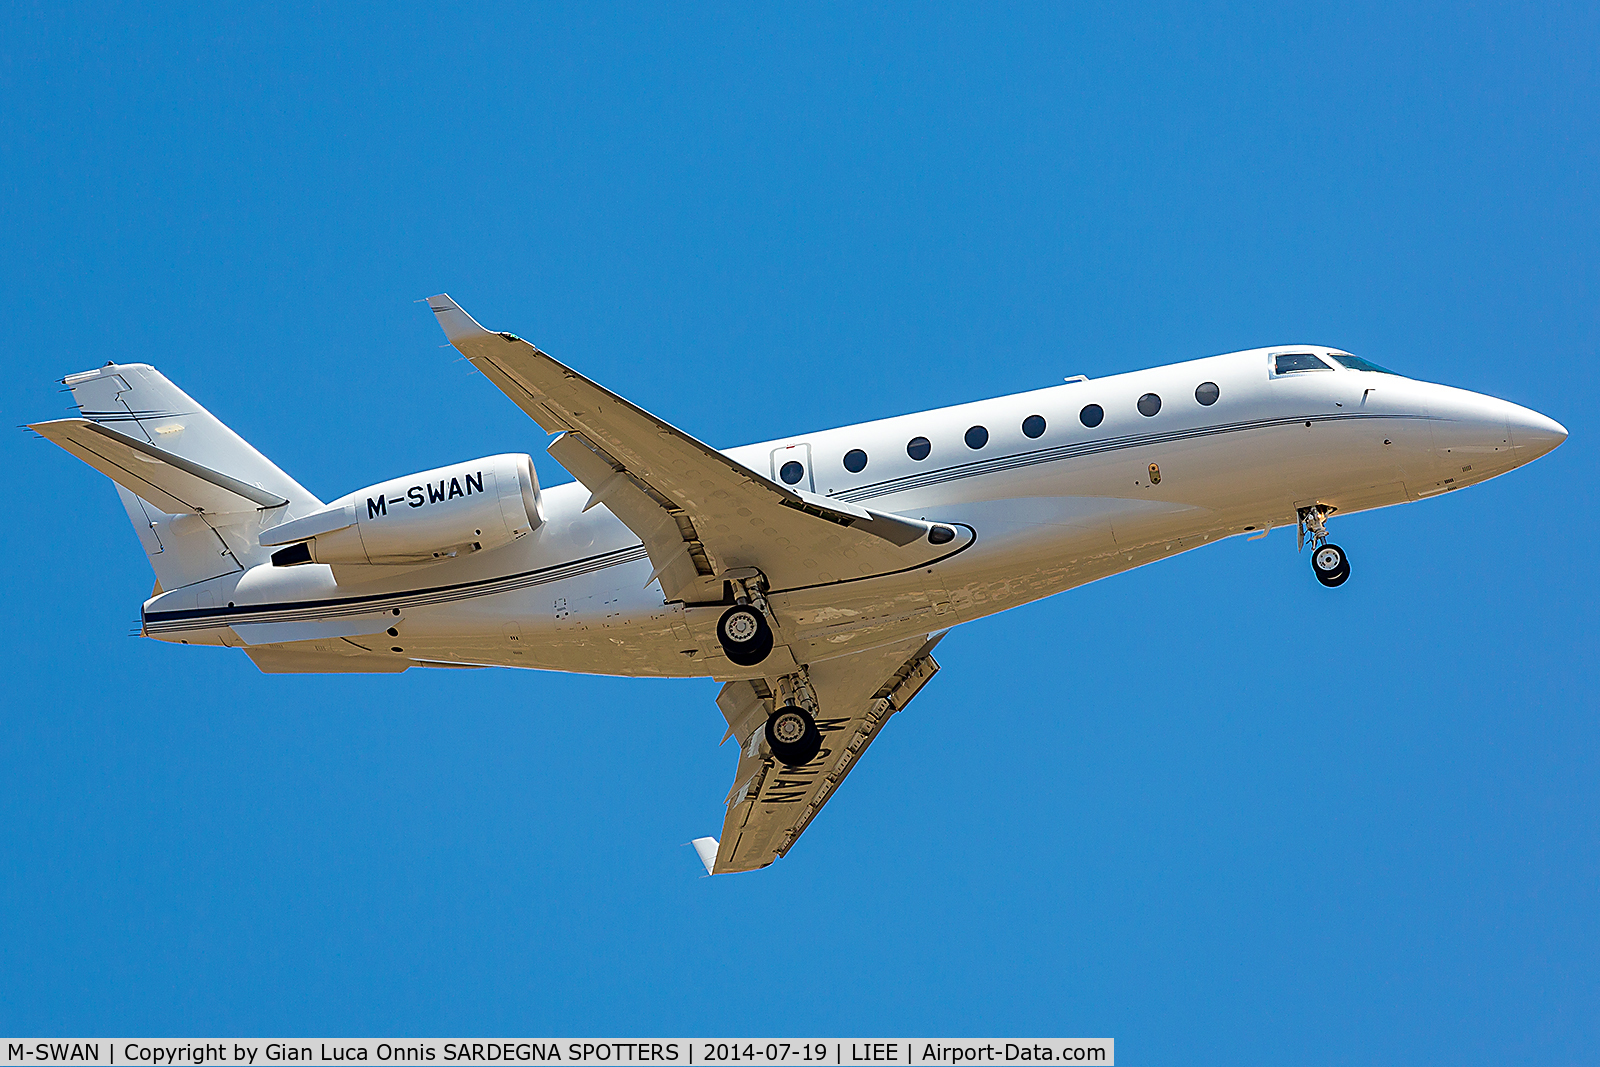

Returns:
31,418,287,515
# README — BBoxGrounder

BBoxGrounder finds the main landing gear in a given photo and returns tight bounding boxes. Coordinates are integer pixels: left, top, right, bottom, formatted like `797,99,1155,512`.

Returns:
762,669,824,767
717,604,773,665
717,575,776,666
716,576,821,767
1299,505,1350,588
766,704,823,767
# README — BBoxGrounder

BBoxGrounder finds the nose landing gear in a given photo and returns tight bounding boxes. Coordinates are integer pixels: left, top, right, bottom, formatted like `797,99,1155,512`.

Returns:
1312,542,1350,587
1299,505,1351,588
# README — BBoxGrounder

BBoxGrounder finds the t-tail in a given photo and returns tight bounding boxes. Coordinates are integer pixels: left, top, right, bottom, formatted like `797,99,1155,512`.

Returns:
29,362,322,593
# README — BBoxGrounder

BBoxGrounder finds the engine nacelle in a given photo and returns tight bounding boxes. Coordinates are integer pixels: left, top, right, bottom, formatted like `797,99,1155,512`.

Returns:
261,454,542,566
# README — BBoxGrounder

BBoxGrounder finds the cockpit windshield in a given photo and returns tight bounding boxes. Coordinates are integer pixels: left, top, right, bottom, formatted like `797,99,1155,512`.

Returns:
1330,353,1397,375
1273,352,1332,373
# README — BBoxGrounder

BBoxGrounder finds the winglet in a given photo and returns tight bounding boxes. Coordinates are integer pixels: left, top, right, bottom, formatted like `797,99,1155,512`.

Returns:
690,837,719,876
427,293,493,343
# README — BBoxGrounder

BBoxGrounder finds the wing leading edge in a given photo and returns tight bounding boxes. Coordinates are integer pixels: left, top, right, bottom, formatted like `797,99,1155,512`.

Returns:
426,295,973,603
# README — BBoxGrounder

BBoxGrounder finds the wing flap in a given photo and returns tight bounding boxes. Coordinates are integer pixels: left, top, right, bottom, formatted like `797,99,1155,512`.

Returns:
547,430,712,601
31,418,288,514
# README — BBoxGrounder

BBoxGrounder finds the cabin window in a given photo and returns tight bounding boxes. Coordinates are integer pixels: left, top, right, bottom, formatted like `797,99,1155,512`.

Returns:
1274,352,1332,374
1022,414,1046,438
1330,353,1397,375
1138,393,1162,417
965,425,989,449
1079,404,1104,428
843,448,868,473
779,461,805,485
1195,382,1220,405
907,436,931,461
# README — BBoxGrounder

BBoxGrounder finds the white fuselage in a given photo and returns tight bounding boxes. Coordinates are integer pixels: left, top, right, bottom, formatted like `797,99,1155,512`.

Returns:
140,345,1566,677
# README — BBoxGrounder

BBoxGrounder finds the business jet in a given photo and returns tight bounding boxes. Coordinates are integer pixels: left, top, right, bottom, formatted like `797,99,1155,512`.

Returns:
30,297,1566,873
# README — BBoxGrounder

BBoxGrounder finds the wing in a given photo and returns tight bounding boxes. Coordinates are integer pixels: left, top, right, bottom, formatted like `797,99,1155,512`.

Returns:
705,633,944,873
30,418,287,515
428,295,972,603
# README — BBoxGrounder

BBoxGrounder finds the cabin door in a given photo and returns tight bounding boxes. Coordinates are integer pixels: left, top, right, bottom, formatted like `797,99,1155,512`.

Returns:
770,443,814,492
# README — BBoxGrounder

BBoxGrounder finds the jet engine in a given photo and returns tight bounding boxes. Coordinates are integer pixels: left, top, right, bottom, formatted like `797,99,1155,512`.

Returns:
261,453,542,566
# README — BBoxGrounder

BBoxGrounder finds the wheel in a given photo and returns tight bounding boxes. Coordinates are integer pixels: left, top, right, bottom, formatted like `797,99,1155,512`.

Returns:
765,704,823,767
717,605,773,666
1312,543,1350,587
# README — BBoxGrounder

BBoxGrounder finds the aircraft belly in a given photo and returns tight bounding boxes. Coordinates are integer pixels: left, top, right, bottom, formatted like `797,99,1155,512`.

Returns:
344,556,705,676
771,572,952,661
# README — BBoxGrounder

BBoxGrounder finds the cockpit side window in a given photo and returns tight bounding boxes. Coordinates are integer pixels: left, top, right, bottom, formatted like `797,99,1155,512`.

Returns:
1329,353,1397,375
1273,352,1332,374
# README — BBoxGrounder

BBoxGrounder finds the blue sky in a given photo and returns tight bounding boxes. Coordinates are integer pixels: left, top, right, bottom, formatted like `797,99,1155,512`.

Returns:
2,2,1596,1059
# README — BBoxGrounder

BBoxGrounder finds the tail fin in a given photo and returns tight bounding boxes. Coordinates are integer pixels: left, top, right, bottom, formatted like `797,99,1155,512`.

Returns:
33,363,322,591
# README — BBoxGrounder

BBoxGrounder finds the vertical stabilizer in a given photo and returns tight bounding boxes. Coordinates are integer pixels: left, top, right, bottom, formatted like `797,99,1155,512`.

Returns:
48,363,323,589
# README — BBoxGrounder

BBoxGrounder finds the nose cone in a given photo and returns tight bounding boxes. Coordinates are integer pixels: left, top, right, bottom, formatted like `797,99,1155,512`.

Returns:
1507,404,1568,463
1424,385,1565,478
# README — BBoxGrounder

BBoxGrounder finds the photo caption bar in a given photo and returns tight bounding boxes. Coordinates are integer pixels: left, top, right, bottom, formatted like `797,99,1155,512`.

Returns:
1,1041,1111,1067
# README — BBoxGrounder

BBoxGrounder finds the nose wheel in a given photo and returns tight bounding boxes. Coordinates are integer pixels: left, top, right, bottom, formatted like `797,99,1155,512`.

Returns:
1312,543,1350,587
1299,504,1351,588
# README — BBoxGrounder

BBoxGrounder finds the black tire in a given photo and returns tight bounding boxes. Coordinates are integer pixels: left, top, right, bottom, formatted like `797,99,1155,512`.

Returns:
1312,543,1350,587
765,704,823,767
717,605,773,666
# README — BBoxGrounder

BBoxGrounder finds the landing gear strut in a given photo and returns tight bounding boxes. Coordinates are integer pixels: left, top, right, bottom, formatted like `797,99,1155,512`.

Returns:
1299,505,1350,588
